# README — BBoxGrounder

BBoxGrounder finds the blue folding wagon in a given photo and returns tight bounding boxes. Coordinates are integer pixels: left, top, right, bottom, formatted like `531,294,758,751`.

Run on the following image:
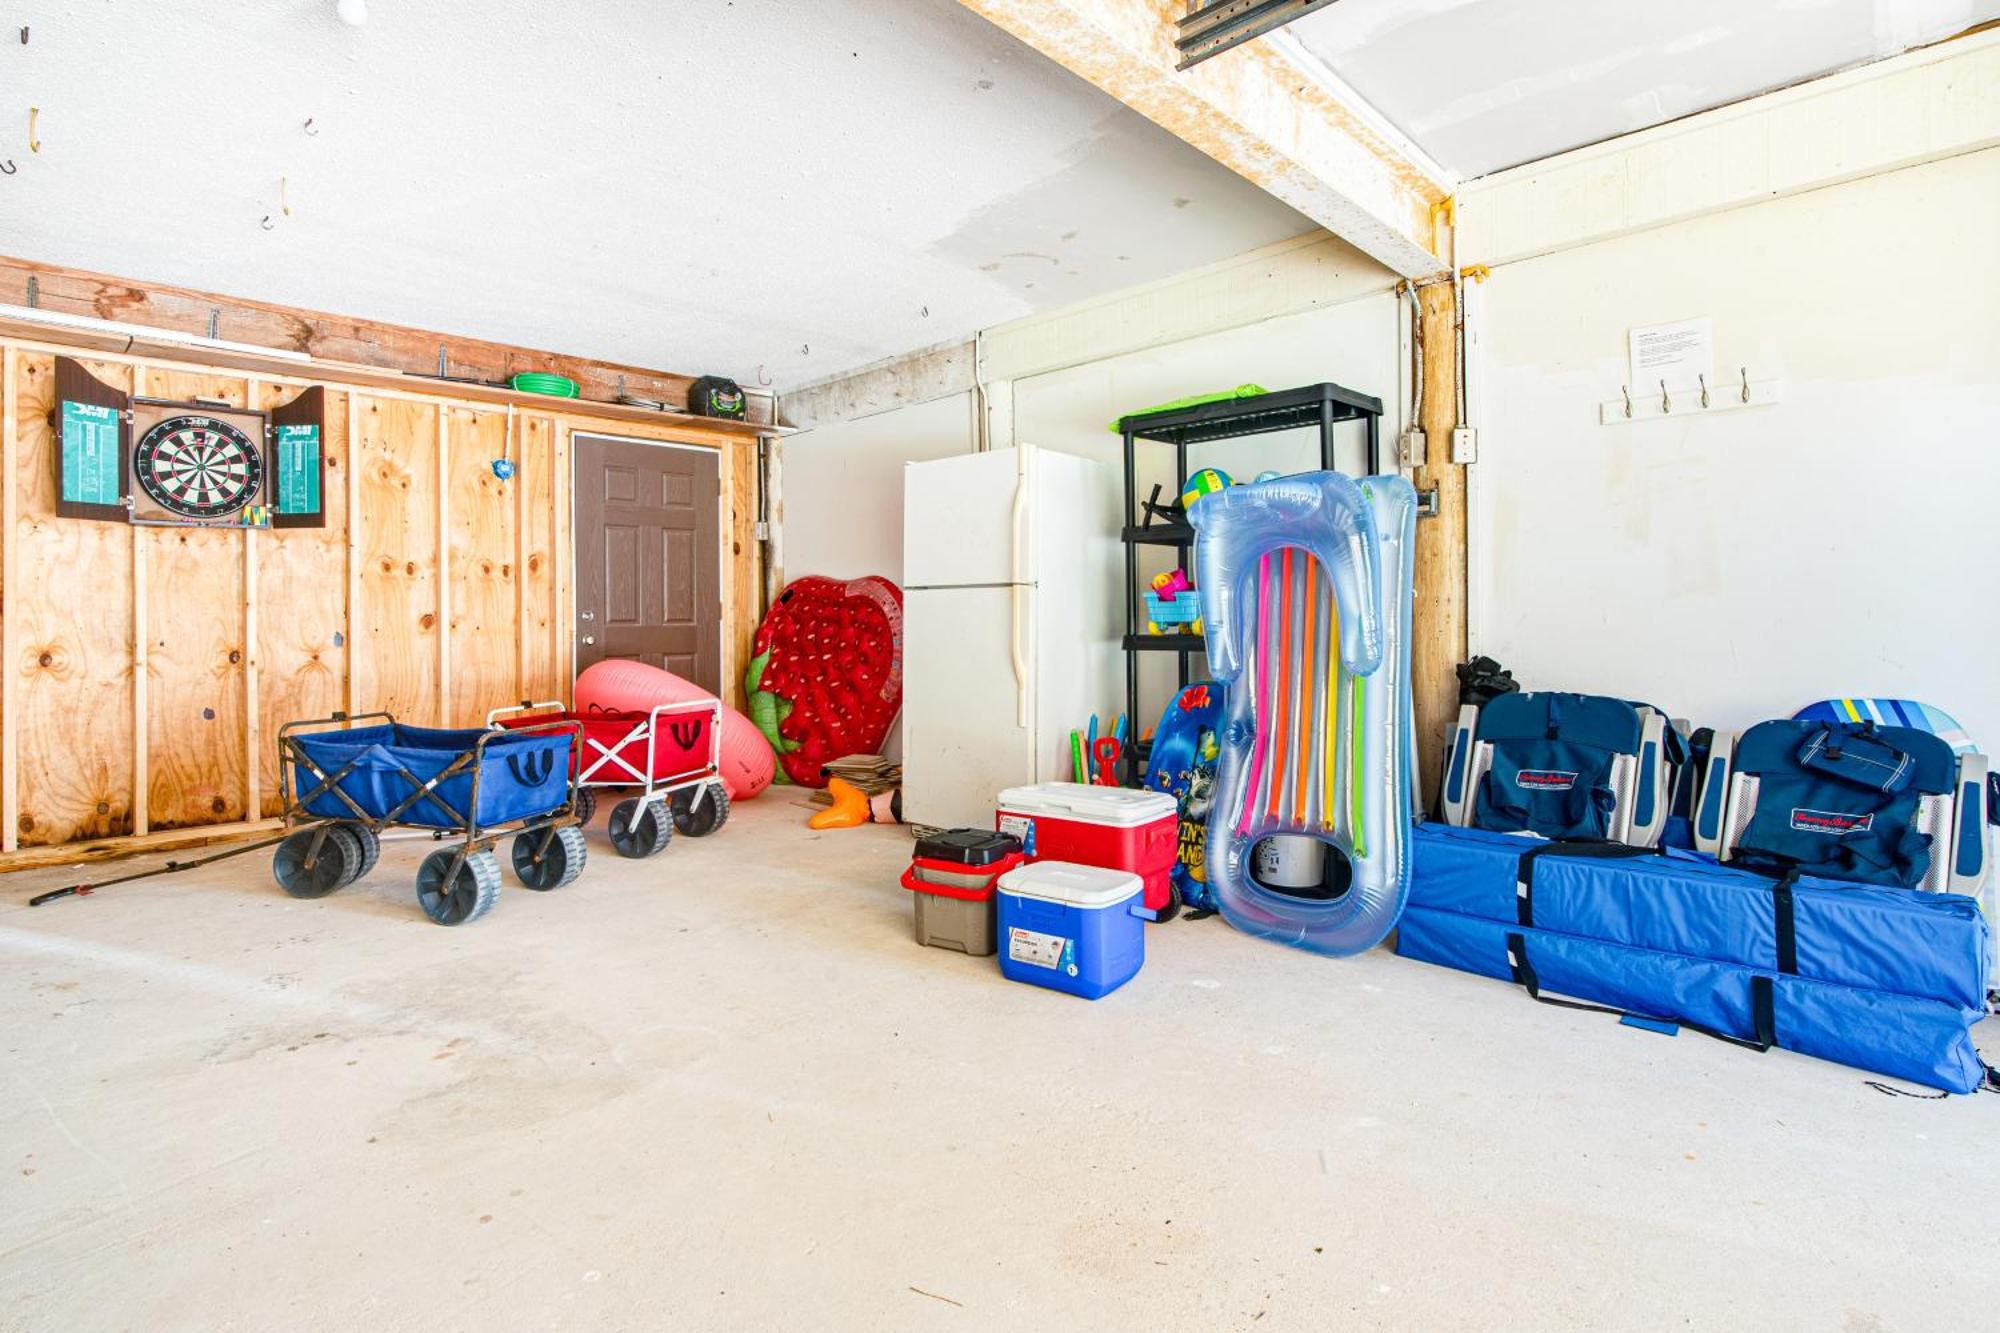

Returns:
274,711,587,925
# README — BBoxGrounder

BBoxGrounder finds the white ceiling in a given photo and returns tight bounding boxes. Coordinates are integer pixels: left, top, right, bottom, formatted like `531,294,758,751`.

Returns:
0,1,1312,389
1289,0,2000,179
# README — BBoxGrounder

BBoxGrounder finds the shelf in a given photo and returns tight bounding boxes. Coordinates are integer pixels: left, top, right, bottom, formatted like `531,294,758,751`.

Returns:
1124,633,1207,653
1116,381,1382,445
1122,522,1194,547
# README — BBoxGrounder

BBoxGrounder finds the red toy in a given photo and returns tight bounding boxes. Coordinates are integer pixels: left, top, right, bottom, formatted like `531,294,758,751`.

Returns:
490,697,727,857
747,575,904,788
574,658,776,801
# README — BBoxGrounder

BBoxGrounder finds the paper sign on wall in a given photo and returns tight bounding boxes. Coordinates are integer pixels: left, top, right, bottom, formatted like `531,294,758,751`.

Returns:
1629,317,1713,392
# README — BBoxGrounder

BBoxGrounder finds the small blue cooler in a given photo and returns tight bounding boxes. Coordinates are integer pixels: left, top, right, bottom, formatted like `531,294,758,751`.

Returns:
995,861,1146,999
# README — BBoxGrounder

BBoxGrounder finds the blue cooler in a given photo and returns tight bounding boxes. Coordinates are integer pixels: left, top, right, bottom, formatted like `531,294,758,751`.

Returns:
995,861,1146,999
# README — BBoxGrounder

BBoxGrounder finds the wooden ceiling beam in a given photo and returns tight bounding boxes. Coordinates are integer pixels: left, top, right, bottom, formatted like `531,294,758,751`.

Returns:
958,0,1449,278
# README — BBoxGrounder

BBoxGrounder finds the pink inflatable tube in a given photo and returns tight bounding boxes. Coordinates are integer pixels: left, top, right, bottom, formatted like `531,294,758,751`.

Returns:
574,659,776,800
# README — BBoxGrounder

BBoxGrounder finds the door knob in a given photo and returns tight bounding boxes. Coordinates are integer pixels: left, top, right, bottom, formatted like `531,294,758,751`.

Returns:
581,611,595,621
583,635,596,645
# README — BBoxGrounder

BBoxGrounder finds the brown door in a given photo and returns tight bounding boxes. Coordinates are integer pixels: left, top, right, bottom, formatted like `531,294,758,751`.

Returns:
573,434,721,691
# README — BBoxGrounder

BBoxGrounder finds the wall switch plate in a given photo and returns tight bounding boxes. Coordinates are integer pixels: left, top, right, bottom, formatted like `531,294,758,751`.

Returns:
1451,427,1478,464
1398,427,1427,470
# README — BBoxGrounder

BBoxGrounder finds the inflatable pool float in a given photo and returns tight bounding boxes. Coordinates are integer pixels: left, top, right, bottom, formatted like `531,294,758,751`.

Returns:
746,576,903,788
1190,471,1418,956
573,659,775,800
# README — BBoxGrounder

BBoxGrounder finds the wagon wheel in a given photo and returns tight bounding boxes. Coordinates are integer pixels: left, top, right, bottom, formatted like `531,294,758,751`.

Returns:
416,849,502,926
338,822,381,883
671,781,732,838
572,787,599,826
1152,880,1184,925
512,825,588,890
272,825,364,899
609,797,672,859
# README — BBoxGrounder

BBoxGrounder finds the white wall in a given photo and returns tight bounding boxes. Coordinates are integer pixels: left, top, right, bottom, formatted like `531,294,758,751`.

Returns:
778,392,977,585
1464,144,2000,747
1014,293,1404,733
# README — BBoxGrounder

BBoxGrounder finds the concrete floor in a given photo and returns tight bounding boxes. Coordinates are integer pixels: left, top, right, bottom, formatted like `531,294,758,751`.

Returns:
2,798,1995,1332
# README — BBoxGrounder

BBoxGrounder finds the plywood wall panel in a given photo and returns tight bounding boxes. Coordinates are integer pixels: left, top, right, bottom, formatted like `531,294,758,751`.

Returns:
143,523,248,828
10,354,136,844
351,395,441,725
138,371,251,829
446,407,518,723
517,416,558,705
254,383,349,815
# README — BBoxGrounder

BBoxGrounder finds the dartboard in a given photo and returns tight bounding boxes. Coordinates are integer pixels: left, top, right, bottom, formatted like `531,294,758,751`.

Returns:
133,415,264,519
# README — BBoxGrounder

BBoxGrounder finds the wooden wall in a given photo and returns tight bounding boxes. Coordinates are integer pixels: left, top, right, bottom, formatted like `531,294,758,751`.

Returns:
0,333,761,866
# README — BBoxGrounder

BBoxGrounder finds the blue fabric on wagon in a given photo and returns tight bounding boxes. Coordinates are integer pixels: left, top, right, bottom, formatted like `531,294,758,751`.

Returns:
1400,822,1993,1092
293,723,571,829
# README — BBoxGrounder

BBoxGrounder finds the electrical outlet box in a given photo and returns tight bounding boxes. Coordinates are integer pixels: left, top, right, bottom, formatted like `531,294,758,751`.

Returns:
1398,427,1427,470
1451,427,1478,465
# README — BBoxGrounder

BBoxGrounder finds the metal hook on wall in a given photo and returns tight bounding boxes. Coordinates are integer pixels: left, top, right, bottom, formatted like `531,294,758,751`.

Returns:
280,177,291,216
0,160,14,176
1659,379,1671,414
28,106,41,153
303,117,318,136
259,215,275,231
1739,367,1751,403
1698,373,1709,409
1621,385,1632,419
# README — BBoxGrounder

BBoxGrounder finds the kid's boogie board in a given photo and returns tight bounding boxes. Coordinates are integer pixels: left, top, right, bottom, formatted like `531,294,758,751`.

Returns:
1145,681,1227,912
1794,698,1975,754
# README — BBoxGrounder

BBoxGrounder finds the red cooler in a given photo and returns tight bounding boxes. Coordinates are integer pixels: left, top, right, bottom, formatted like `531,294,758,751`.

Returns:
995,782,1181,919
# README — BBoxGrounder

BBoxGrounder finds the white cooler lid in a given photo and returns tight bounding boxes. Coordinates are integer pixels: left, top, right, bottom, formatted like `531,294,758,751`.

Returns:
996,781,1175,827
998,860,1143,909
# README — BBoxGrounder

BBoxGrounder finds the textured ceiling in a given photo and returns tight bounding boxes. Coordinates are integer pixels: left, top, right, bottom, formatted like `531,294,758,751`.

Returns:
0,0,1313,388
1288,0,2000,178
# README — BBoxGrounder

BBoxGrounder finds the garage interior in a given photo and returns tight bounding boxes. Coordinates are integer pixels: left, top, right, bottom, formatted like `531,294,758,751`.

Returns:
4,2,1998,1329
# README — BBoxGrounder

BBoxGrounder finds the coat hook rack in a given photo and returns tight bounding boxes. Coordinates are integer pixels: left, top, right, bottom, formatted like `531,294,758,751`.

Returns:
1600,368,1782,426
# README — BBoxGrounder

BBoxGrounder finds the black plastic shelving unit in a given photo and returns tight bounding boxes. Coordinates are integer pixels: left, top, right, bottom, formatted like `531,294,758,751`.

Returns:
1117,382,1383,781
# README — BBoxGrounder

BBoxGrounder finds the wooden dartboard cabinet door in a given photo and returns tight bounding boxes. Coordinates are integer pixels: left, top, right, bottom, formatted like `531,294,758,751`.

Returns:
268,385,328,529
51,356,131,522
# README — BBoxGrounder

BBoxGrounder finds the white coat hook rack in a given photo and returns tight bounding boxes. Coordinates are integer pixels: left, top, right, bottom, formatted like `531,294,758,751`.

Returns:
1601,366,1781,426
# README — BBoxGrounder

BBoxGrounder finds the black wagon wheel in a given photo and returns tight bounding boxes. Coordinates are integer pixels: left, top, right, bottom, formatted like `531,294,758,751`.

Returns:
511,825,588,890
416,849,502,926
1152,880,1184,925
609,797,672,859
670,781,732,837
338,822,382,883
272,825,364,899
572,787,599,826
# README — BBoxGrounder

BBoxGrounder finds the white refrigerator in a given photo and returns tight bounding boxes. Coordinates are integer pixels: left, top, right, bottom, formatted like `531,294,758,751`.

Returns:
902,445,1121,830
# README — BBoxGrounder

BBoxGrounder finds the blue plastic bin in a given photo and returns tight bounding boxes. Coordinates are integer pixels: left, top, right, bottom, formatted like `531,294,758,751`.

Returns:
292,723,571,829
996,861,1146,999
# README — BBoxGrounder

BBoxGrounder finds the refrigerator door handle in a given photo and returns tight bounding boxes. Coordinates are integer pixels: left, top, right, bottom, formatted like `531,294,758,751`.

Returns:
1010,451,1030,728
